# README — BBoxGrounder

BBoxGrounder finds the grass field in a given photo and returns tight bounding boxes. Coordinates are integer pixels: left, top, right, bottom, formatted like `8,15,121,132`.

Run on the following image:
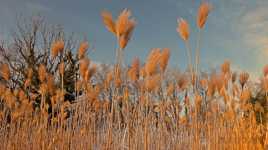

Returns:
0,2,268,150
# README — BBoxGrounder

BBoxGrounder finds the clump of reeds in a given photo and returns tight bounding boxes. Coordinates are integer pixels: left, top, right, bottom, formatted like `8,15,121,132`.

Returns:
101,9,136,68
195,2,212,79
177,2,212,90
1,2,268,150
177,18,193,79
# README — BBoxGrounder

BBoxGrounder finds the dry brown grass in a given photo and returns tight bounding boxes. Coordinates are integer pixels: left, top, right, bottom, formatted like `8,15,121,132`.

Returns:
1,51,267,150
0,3,268,150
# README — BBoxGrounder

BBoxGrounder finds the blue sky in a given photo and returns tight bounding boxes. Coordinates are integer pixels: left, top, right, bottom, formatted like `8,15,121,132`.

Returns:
0,0,268,78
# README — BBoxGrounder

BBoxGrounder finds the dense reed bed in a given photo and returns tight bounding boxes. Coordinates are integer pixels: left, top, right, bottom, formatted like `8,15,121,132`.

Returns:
0,2,268,150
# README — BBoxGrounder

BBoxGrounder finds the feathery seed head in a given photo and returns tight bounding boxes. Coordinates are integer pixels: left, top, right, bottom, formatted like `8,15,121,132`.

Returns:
197,2,212,29
84,65,97,82
51,40,64,58
145,75,161,92
140,66,146,78
78,41,89,59
1,63,10,81
101,10,117,35
128,57,140,81
177,18,190,41
79,58,90,78
221,60,230,75
159,48,170,73
145,48,161,76
119,19,136,49
116,9,132,37
128,68,138,82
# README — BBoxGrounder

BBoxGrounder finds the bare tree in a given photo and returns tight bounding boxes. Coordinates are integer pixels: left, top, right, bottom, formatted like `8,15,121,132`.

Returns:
0,15,79,95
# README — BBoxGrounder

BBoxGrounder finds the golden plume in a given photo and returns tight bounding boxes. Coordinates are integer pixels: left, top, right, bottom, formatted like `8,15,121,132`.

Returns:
84,65,97,82
79,58,90,79
119,19,136,49
159,48,170,73
1,63,10,81
105,71,113,89
116,9,132,37
177,18,190,41
128,57,140,81
101,10,117,35
51,40,64,58
221,60,230,75
145,74,161,92
145,48,161,76
197,2,212,29
78,41,89,59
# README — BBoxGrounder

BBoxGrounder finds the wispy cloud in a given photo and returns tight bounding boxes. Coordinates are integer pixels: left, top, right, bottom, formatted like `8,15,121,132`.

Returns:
239,4,268,50
234,2,268,75
198,0,268,76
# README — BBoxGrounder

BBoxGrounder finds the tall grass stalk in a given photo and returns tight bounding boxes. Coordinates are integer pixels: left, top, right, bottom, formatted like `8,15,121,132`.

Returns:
185,40,194,89
195,28,202,89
